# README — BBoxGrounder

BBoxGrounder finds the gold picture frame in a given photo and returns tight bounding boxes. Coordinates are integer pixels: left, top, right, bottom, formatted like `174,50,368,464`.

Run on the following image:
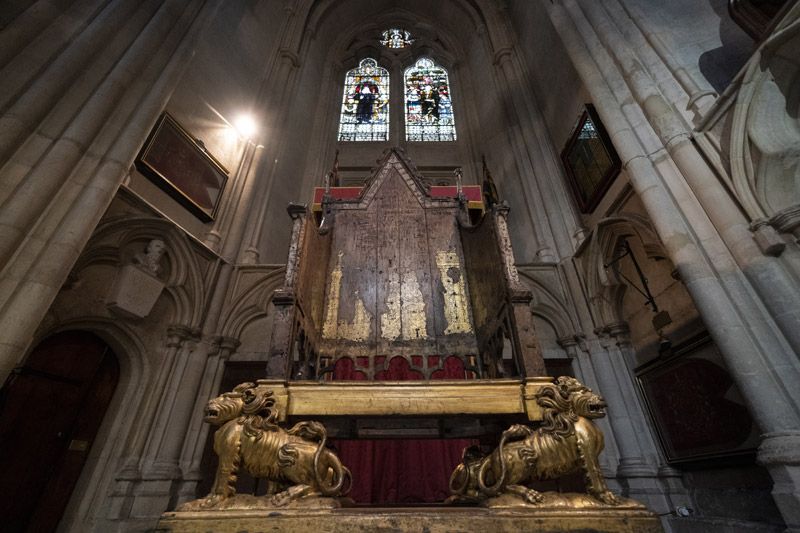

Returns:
135,112,228,222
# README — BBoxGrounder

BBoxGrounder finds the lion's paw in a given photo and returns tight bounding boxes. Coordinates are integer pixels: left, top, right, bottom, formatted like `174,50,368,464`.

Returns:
597,490,622,506
270,491,292,507
506,484,544,505
194,494,227,509
524,489,544,504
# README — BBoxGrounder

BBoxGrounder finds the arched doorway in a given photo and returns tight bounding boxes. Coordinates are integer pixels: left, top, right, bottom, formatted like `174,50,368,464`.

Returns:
0,330,119,532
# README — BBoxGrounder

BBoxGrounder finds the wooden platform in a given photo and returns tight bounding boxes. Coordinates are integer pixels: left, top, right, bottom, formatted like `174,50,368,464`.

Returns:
157,505,663,533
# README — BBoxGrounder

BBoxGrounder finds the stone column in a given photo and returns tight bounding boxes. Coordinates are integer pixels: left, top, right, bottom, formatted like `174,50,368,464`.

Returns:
142,327,203,471
106,325,188,520
130,325,203,518
598,324,675,513
608,0,717,122
0,0,212,383
240,48,302,264
176,336,239,505
559,334,620,477
204,140,259,252
547,2,800,525
489,46,557,262
590,330,655,475
577,0,800,357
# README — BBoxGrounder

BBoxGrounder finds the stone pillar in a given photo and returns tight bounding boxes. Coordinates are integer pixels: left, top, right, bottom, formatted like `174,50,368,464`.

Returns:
598,324,676,513
590,330,656,477
130,325,203,518
559,334,619,478
547,2,800,525
105,325,189,520
757,432,800,531
204,140,262,253
176,336,239,505
489,47,558,262
240,49,302,264
607,0,717,122
577,0,800,357
0,0,212,383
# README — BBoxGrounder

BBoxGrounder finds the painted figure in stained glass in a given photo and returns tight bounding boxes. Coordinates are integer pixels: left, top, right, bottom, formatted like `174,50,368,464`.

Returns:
404,58,456,141
338,58,390,142
355,81,379,123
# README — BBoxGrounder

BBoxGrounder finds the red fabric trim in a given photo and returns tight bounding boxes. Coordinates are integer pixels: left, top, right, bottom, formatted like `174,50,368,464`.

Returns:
332,356,475,504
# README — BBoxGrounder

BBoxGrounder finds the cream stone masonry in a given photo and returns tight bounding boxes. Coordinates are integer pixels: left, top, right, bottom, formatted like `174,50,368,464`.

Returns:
546,1,800,530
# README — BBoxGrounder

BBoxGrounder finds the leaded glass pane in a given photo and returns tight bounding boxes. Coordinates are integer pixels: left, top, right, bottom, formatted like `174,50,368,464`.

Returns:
380,28,413,49
404,57,456,142
338,58,390,142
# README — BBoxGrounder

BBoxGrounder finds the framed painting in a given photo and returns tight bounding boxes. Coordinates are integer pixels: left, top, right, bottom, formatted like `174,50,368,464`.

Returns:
135,112,228,222
635,333,761,465
561,104,621,213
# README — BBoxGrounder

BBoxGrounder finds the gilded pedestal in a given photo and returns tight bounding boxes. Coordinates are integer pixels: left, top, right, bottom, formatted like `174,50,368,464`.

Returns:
157,503,663,533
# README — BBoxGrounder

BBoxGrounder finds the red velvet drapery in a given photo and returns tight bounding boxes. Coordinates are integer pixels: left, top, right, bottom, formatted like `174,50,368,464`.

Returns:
332,356,475,504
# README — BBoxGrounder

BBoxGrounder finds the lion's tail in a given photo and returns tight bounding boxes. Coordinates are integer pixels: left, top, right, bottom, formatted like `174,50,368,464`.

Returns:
310,425,350,497
478,424,530,496
449,463,469,495
477,438,507,496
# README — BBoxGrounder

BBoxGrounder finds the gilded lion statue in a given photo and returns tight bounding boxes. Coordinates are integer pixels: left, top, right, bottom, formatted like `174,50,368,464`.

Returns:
180,380,350,509
449,376,621,506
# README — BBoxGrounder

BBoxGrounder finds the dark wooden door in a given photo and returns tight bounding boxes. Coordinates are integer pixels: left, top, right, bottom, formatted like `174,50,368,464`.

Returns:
0,331,119,532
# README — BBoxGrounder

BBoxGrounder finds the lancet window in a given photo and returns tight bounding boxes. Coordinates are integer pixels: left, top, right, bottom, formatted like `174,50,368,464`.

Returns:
404,57,456,142
337,58,390,142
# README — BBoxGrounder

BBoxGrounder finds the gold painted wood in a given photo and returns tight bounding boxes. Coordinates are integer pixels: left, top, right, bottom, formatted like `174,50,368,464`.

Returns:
259,378,553,421
158,505,663,533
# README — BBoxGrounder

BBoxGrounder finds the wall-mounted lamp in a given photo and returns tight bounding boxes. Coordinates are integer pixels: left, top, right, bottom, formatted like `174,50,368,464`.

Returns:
233,114,258,139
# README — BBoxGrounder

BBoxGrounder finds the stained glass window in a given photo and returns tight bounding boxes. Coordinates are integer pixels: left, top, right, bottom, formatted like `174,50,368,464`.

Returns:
380,28,413,49
338,58,390,142
404,58,456,142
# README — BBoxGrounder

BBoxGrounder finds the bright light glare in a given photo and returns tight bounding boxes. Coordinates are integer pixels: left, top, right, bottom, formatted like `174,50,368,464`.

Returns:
234,114,257,138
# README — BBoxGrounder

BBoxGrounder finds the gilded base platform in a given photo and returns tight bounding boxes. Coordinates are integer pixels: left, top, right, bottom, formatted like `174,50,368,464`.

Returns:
156,504,663,533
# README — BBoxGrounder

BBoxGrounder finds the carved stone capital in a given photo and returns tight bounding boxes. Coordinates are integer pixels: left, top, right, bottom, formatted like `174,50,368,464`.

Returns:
757,431,800,467
557,333,588,353
751,218,787,256
166,325,202,348
769,204,800,238
557,335,579,349
211,336,241,360
605,322,631,340
595,322,631,345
